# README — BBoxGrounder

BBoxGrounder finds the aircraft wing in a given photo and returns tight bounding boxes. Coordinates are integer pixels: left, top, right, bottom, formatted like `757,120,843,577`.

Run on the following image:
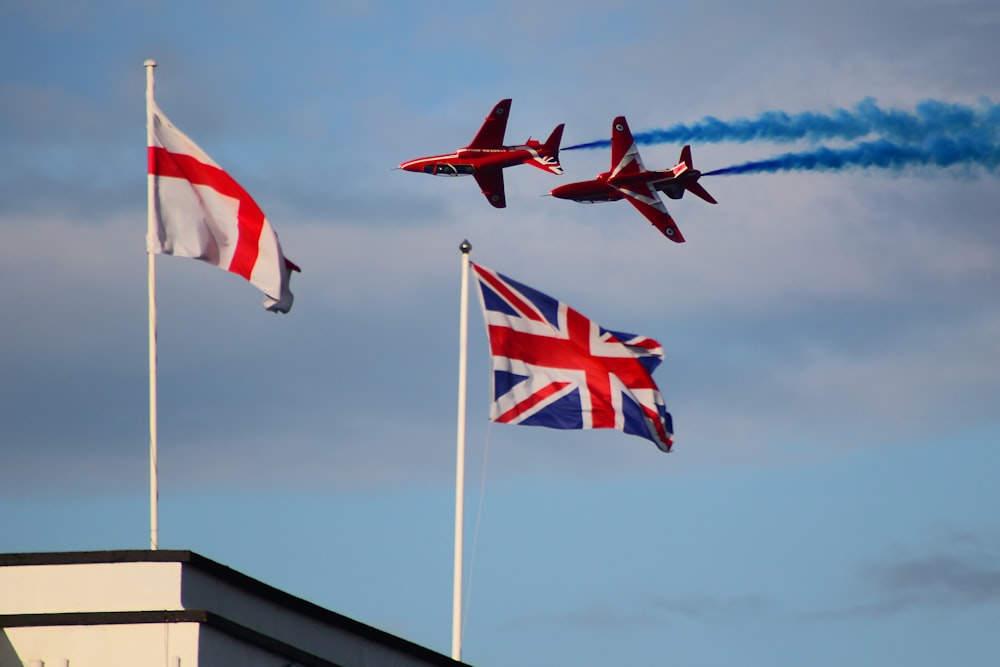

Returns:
474,167,507,208
467,99,512,150
616,183,685,243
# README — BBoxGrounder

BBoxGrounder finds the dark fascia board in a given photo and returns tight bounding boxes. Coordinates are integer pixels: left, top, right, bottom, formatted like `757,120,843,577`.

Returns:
0,551,471,667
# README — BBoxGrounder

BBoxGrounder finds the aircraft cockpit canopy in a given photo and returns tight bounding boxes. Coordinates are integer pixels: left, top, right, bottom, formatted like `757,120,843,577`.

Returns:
424,163,475,176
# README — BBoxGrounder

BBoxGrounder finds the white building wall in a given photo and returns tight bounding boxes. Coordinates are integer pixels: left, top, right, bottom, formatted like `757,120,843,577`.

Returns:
0,562,183,615
0,553,468,667
1,622,199,667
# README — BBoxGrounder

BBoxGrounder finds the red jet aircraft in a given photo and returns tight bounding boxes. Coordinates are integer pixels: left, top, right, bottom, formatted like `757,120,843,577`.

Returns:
399,99,564,208
549,116,716,242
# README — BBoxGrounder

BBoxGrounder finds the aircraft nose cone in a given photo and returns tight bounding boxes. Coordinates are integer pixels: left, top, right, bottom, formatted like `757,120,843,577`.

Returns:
549,184,573,199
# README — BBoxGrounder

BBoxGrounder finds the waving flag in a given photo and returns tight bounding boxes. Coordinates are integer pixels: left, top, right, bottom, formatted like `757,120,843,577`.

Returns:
471,263,674,452
147,101,299,312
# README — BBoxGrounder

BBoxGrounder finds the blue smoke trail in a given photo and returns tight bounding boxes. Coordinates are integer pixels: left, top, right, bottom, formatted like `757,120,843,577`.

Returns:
564,98,1000,150
563,98,1000,176
702,135,1000,176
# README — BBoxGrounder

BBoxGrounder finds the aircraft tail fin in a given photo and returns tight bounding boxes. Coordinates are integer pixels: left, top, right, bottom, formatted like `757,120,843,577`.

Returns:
543,124,564,156
529,123,565,174
680,145,693,170
679,145,718,204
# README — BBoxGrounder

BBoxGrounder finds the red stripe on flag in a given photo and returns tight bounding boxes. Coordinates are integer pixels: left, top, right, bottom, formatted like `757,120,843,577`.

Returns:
495,380,572,423
641,402,673,451
487,307,657,430
148,146,265,280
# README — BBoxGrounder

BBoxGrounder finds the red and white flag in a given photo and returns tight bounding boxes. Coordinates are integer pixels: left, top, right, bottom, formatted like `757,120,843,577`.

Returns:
147,101,299,312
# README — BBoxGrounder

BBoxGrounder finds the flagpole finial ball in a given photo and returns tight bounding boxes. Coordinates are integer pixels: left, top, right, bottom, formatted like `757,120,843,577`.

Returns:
144,59,157,68
459,240,472,254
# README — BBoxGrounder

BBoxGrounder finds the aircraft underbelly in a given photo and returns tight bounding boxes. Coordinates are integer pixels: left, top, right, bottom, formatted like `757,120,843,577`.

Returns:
579,192,621,203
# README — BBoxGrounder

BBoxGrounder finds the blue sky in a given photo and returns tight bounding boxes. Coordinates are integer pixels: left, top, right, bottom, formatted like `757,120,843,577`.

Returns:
2,1,1000,665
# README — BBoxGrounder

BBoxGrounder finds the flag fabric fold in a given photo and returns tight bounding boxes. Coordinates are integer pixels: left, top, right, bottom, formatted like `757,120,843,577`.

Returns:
147,101,298,312
471,263,674,452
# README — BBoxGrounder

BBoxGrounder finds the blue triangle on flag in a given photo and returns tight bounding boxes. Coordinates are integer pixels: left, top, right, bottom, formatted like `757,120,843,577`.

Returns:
494,370,529,400
522,387,584,429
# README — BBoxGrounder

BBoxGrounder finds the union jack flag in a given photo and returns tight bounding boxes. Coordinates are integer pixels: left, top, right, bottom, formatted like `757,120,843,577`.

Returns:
472,263,674,452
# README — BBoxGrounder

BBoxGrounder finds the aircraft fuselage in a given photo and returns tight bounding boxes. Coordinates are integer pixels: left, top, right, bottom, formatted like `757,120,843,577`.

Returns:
399,142,550,177
550,168,703,203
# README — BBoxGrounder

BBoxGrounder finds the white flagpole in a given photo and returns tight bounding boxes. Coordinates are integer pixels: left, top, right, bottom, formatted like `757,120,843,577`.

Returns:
144,59,159,551
452,239,472,660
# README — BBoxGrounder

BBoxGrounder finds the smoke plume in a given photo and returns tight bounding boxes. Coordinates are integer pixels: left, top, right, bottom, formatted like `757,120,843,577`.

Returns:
564,98,1000,176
